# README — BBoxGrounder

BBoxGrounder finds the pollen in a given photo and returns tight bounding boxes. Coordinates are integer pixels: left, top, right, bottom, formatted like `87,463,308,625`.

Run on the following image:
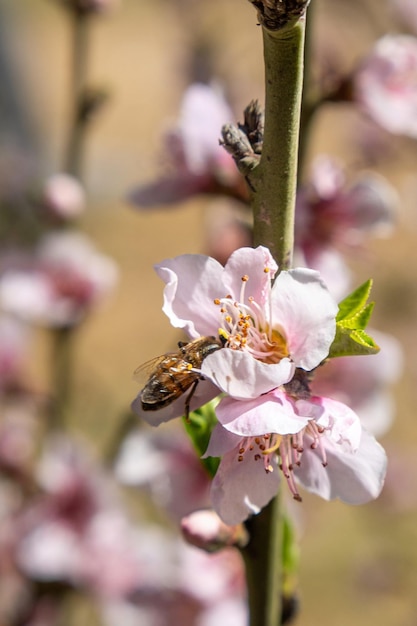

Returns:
213,264,289,363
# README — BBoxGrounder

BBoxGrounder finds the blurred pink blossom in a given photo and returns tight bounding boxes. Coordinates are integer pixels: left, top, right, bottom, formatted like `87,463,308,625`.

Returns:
0,315,29,393
354,35,417,138
16,438,146,597
114,429,211,520
10,437,247,622
100,542,246,626
128,83,247,208
0,232,118,327
295,156,397,297
311,330,403,438
0,404,40,478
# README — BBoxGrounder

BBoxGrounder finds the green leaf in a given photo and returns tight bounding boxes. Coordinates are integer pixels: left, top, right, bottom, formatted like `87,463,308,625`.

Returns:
329,322,380,358
183,399,220,478
338,302,374,330
282,514,299,576
336,279,373,321
329,279,380,358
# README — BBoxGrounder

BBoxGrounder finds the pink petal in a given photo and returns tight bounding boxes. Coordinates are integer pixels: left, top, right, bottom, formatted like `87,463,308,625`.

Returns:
293,429,387,504
271,268,337,370
314,396,362,452
203,423,242,458
222,246,278,307
128,173,211,208
177,83,234,174
210,447,280,525
155,255,223,338
201,349,295,399
215,392,310,437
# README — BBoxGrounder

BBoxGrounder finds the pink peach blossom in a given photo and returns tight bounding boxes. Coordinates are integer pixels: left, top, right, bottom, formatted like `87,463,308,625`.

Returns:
204,389,387,524
132,246,338,425
355,35,417,138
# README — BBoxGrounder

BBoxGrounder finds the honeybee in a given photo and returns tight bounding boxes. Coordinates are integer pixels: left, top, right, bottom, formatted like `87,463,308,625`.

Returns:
135,336,223,418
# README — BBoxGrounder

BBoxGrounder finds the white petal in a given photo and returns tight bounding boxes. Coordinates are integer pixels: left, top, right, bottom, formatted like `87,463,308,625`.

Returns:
222,246,277,308
201,349,295,399
155,254,223,338
271,268,338,370
203,423,241,458
211,447,280,525
293,429,387,504
316,396,362,452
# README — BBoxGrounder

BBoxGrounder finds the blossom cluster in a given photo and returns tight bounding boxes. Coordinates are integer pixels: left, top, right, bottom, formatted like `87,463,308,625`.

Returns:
132,246,387,525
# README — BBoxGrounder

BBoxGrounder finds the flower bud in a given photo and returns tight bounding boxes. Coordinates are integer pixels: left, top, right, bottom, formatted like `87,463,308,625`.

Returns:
42,174,85,221
181,509,249,553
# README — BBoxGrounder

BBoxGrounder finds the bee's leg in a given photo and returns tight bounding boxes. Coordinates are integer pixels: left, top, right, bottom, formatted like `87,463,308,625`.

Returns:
184,379,199,421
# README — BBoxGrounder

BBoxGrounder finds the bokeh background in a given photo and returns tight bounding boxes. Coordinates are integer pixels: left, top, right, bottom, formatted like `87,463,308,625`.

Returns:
1,0,417,624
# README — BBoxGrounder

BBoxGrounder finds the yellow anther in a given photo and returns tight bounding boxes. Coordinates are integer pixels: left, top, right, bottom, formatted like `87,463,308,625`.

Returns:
213,298,221,305
241,275,249,282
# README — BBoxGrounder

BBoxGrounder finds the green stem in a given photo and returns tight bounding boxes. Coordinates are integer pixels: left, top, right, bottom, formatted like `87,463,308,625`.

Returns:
48,9,91,429
50,326,74,429
251,20,306,270
243,15,307,626
241,493,284,626
65,9,90,178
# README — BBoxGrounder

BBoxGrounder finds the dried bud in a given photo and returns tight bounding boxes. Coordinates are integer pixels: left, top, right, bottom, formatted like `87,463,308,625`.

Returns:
220,124,260,175
249,0,311,31
78,88,110,125
58,0,119,15
181,509,249,553
239,100,264,155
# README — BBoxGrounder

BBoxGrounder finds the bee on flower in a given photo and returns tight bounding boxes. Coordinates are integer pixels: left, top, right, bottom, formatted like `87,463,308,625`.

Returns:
132,246,387,524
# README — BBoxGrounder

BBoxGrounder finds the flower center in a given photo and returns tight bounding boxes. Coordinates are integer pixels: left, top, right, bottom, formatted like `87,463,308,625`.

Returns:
236,421,328,502
213,273,289,364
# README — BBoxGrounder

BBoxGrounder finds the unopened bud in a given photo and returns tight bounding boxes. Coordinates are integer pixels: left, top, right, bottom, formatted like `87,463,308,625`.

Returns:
42,174,85,220
181,509,249,553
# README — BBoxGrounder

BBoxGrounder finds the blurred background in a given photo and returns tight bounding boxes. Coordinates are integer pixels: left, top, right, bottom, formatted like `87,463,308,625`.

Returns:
0,0,417,625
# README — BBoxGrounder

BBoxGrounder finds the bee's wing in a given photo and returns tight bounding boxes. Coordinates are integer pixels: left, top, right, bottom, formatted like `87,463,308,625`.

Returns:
132,354,171,384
